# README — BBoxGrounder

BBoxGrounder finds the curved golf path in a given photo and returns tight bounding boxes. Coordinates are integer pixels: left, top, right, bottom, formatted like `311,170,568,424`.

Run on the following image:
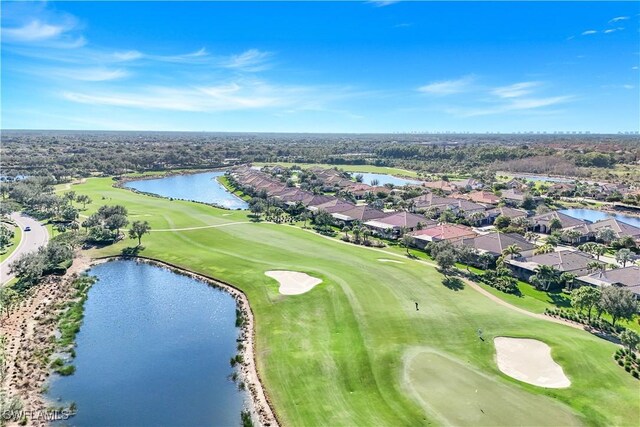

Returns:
1,213,50,284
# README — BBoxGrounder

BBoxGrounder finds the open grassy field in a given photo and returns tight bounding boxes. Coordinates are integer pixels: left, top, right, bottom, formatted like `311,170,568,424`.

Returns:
252,162,421,178
60,177,640,426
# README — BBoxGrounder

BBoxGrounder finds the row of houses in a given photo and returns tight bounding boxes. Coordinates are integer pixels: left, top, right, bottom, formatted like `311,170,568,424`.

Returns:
459,231,640,297
528,211,640,244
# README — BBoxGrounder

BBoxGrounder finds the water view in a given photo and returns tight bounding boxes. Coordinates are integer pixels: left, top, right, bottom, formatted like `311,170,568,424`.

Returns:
351,172,421,187
124,171,248,209
560,208,640,228
48,261,246,426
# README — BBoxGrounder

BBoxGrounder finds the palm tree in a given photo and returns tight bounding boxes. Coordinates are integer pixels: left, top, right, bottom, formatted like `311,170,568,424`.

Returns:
502,244,522,260
362,229,371,243
593,243,607,260
587,260,604,274
534,244,554,255
469,211,485,226
342,226,351,239
524,231,538,243
532,265,559,291
615,248,633,267
596,227,617,244
549,218,563,233
562,229,582,245
352,226,362,243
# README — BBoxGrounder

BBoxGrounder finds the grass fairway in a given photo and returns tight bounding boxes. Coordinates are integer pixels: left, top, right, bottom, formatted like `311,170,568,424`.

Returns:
64,177,640,426
404,349,581,426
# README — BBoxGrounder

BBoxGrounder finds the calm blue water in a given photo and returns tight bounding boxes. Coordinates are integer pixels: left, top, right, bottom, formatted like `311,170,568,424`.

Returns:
351,172,421,186
124,172,248,209
48,261,246,426
560,208,640,228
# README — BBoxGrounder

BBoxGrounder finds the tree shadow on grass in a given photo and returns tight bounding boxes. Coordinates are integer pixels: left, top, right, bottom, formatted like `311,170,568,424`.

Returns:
121,246,143,257
442,276,465,291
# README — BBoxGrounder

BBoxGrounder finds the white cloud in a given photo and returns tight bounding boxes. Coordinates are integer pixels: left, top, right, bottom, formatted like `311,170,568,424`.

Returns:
61,80,348,113
60,68,129,82
368,1,401,7
220,49,273,71
609,16,629,23
2,20,68,42
581,30,597,35
418,76,475,95
451,96,573,117
492,82,540,98
112,50,144,62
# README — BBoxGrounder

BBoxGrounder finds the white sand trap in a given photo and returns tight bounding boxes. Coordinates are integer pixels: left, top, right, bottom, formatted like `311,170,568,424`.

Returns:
494,337,570,388
265,271,322,295
378,258,404,264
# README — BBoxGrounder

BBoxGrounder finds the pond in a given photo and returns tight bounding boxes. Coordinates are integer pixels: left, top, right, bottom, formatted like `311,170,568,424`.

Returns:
124,171,248,209
48,260,246,426
349,172,421,187
560,208,640,228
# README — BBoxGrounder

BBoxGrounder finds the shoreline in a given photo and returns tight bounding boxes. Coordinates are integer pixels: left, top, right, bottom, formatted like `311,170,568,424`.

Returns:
0,253,98,427
0,252,279,427
113,169,249,212
107,255,280,427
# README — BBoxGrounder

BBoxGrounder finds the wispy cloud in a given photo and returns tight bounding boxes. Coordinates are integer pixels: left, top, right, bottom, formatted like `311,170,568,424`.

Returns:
581,30,598,36
57,68,129,82
425,77,573,117
449,95,573,117
219,49,273,71
609,16,629,23
368,1,401,7
61,80,358,113
492,82,540,98
418,76,475,95
2,20,69,42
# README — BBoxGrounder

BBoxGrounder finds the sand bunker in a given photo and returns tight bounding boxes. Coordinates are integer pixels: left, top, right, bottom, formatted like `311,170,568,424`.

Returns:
265,271,322,295
494,337,570,388
378,258,404,264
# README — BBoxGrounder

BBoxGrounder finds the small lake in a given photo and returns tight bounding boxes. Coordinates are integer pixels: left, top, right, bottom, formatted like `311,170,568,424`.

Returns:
124,171,248,209
350,172,421,187
48,261,246,426
560,208,640,228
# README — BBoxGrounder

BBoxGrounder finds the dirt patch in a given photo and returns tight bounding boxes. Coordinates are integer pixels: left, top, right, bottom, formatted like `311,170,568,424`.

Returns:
265,271,322,295
494,337,570,388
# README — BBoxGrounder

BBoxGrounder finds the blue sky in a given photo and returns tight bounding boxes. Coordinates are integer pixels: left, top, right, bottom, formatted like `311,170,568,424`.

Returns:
2,1,639,133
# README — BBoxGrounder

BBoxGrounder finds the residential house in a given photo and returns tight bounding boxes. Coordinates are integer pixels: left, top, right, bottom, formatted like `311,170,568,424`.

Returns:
485,206,528,225
364,212,435,238
529,211,589,234
506,250,604,281
331,205,387,224
577,266,640,298
462,232,536,259
408,223,477,249
450,178,484,191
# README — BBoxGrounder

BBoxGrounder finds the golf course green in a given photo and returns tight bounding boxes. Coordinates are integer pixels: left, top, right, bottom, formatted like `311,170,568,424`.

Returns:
65,177,639,426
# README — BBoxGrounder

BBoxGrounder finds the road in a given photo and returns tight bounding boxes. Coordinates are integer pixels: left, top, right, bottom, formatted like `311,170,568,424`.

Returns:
0,213,50,285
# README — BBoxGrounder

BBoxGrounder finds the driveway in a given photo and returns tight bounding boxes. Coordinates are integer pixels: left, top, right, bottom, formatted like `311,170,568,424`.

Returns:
0,213,50,285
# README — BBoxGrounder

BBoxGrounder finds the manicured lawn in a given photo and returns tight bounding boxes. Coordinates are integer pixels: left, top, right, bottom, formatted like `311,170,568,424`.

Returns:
0,223,21,263
404,350,582,426
68,177,639,426
252,162,421,178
